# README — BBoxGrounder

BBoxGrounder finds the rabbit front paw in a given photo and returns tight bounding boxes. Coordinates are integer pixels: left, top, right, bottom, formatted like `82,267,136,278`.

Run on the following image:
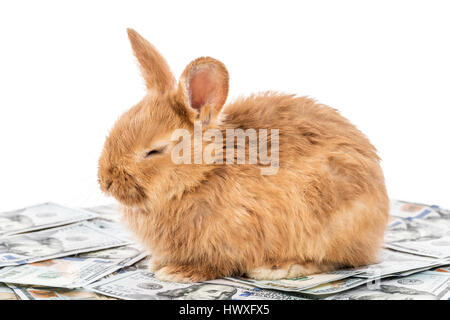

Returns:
154,264,213,283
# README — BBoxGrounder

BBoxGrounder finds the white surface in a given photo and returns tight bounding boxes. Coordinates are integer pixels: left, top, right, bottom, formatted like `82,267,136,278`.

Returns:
0,0,449,212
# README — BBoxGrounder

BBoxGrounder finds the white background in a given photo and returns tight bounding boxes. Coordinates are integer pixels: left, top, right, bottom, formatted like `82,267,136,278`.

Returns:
0,0,449,212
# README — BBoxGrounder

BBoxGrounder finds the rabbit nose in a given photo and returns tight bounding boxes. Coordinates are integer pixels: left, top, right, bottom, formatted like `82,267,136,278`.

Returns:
99,177,113,192
105,180,113,191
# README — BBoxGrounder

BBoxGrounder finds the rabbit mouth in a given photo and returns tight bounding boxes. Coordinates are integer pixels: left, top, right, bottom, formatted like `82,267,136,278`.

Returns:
108,179,146,206
99,169,147,206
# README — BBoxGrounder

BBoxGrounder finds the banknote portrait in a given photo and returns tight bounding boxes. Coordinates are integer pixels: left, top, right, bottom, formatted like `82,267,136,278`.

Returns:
136,283,163,290
333,285,438,300
0,237,63,258
423,214,450,230
156,284,237,300
385,219,444,243
120,258,151,272
0,214,34,233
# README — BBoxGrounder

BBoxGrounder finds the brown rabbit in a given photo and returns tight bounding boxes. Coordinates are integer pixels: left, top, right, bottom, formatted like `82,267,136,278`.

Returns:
98,29,389,282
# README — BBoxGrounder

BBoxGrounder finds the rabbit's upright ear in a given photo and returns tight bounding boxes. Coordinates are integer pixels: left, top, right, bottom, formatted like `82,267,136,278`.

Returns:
177,57,229,125
127,28,175,93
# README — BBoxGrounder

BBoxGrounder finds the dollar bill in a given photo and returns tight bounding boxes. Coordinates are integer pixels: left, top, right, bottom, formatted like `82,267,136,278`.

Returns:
385,216,449,243
85,204,122,223
226,250,441,295
0,283,19,300
227,269,363,292
87,218,136,243
0,199,448,301
386,201,450,258
389,200,450,233
298,262,445,296
7,284,115,300
433,265,450,273
354,249,443,278
386,236,450,259
437,206,450,217
87,259,305,300
297,277,373,296
0,245,147,288
88,270,255,300
201,279,308,300
0,202,95,237
441,290,450,300
0,220,131,267
325,271,450,300
417,210,450,233
389,199,441,220
396,264,448,277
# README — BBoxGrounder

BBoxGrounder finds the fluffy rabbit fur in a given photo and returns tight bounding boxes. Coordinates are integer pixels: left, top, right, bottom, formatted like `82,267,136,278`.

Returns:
98,29,389,282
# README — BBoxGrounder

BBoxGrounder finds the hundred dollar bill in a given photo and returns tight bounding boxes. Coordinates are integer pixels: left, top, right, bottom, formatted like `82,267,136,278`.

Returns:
433,265,450,273
85,204,122,223
227,269,363,292
389,200,450,231
298,277,373,296
396,265,446,277
87,259,304,300
0,283,19,300
88,270,247,300
385,208,450,258
7,284,115,300
441,290,450,300
300,265,445,297
200,279,308,300
386,236,450,259
417,208,450,233
385,216,449,244
389,199,441,220
325,271,450,300
354,249,443,278
229,250,441,295
0,244,147,288
76,243,148,264
0,220,131,267
437,206,450,217
0,202,95,237
298,260,445,296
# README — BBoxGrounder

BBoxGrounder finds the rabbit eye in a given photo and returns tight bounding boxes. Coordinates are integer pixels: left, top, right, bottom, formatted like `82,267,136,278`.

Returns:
145,149,160,157
144,147,166,158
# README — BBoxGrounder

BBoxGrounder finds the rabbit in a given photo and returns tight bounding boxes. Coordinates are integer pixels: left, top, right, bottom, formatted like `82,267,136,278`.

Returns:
98,28,389,283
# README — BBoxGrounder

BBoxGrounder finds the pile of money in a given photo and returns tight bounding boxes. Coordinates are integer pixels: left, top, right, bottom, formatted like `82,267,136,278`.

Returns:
0,200,449,300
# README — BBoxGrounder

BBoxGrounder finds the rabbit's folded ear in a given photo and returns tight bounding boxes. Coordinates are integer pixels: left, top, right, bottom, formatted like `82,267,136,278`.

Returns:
177,57,229,125
127,28,175,93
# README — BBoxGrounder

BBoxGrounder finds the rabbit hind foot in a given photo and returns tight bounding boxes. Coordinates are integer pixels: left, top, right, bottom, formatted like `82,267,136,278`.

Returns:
246,261,337,280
